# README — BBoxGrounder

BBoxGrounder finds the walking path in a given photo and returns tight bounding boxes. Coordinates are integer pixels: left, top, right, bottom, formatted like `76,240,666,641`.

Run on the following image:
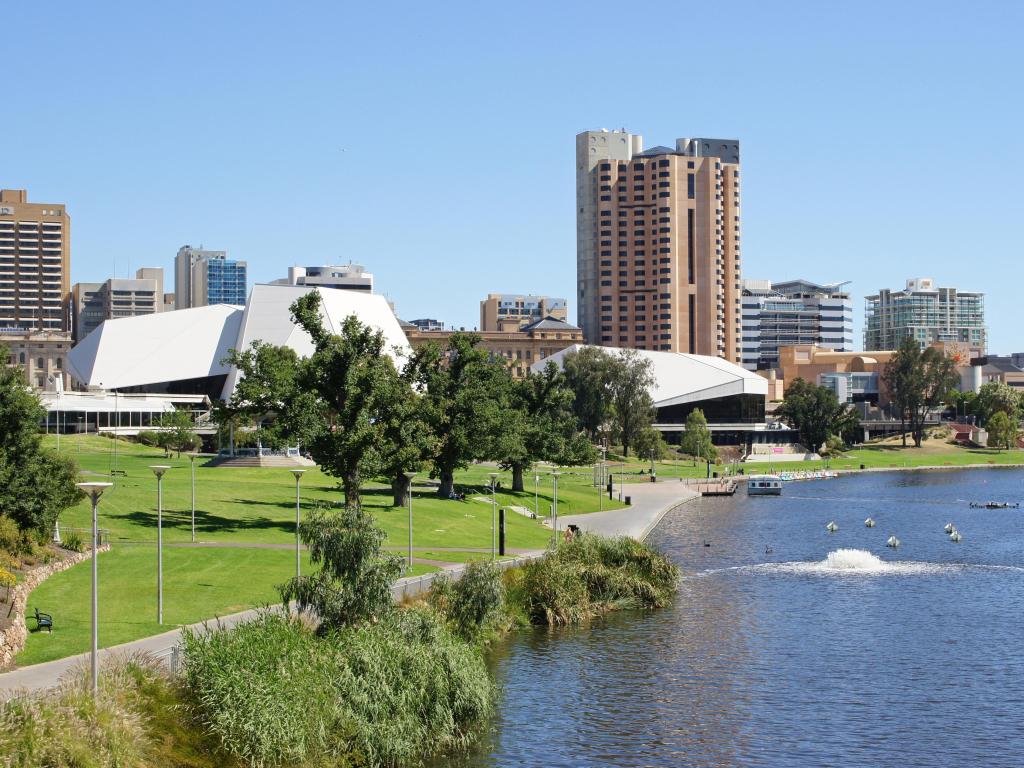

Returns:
0,480,699,698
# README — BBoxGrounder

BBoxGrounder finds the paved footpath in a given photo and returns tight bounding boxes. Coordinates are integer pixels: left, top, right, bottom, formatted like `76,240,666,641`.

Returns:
0,480,698,698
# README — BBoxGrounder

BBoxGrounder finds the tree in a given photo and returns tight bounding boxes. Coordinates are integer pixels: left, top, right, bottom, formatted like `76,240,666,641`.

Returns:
0,359,83,537
498,362,595,492
777,378,859,453
410,333,512,498
224,293,407,509
985,410,1018,452
908,347,960,448
374,364,436,507
156,409,199,456
633,425,671,462
279,503,402,631
883,336,921,447
220,343,303,450
561,347,617,439
608,350,655,457
678,408,717,466
972,381,1022,426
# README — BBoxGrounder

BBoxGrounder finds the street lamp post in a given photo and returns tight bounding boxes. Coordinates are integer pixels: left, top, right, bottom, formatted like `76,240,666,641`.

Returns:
551,471,562,548
534,473,540,518
404,471,417,571
189,453,197,543
149,466,171,625
488,472,499,560
77,481,112,699
290,469,306,580
597,463,603,512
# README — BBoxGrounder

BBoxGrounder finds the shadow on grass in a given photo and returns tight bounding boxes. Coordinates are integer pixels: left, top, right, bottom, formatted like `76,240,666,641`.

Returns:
110,508,295,536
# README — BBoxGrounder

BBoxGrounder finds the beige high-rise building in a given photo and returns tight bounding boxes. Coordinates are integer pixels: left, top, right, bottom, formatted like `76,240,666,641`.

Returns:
71,267,165,342
479,293,568,332
0,189,71,333
576,130,742,361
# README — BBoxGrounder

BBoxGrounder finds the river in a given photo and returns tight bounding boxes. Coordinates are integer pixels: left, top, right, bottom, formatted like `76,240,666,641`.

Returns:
444,467,1024,767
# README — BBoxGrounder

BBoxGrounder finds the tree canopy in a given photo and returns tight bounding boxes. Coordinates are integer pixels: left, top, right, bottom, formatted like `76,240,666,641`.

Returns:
776,378,859,453
985,410,1018,452
972,381,1022,426
678,408,717,466
0,358,82,537
883,339,960,448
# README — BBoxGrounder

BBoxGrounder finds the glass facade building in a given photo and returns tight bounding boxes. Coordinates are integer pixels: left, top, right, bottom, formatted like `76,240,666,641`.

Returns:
864,278,985,352
205,258,247,306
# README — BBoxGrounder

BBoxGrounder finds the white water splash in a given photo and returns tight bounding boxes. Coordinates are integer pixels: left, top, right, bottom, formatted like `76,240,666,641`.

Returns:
699,549,1005,578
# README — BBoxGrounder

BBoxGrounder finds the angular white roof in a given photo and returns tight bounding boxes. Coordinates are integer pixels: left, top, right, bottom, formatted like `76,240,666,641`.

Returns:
532,345,767,406
68,304,243,390
68,285,412,399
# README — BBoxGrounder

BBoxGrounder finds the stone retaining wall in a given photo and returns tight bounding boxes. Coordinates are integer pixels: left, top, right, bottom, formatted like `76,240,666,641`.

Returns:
0,546,110,670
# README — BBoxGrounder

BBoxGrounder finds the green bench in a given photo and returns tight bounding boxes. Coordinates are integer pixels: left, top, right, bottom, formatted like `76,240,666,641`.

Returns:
34,608,52,633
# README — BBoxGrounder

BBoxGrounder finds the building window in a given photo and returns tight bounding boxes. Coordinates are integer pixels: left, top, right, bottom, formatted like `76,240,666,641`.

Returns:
687,174,695,199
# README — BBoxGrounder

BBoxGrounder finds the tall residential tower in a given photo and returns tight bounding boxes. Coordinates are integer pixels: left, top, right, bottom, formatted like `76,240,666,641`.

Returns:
576,130,742,361
174,245,247,309
864,278,986,352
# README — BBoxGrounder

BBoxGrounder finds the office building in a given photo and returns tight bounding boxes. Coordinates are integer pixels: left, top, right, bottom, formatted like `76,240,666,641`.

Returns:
0,189,71,333
741,279,853,370
271,263,373,293
479,294,567,332
174,245,247,309
576,130,742,361
864,278,986,352
409,318,445,332
405,316,584,378
72,268,165,342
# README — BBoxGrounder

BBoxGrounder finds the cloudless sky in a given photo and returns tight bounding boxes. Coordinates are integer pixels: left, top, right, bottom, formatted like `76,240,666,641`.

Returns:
3,1,1022,351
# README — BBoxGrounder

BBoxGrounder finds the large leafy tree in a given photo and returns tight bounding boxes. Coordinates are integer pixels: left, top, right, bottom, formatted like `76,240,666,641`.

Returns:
410,333,511,498
155,409,200,457
561,346,617,439
882,336,921,447
223,293,406,508
777,378,859,453
0,359,82,536
883,339,960,448
279,503,402,631
985,410,1018,452
972,381,1022,426
375,363,436,507
679,408,717,467
609,349,655,457
498,362,595,492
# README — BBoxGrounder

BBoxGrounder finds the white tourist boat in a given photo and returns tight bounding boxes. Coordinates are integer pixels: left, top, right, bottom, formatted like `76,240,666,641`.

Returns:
747,475,783,496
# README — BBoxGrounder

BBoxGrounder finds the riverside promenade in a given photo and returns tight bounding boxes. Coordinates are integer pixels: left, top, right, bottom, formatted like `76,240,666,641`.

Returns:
0,480,698,698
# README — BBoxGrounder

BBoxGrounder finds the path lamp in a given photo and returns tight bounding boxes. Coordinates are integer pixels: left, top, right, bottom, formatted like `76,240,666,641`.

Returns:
488,472,499,560
404,471,418,571
290,469,306,580
77,481,113,699
597,463,603,512
551,471,562,548
149,465,171,625
189,453,198,543
534,473,540,518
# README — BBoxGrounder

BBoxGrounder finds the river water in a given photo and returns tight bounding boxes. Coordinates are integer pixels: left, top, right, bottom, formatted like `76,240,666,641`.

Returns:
446,468,1024,768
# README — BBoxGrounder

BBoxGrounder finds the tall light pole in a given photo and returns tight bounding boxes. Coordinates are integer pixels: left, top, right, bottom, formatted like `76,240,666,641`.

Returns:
189,453,197,543
534,473,540,517
290,469,306,580
149,465,171,625
488,472,499,560
597,463,603,512
77,481,112,699
551,471,562,548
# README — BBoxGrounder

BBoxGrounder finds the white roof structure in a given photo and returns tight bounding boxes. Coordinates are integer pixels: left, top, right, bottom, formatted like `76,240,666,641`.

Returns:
68,285,411,400
532,344,768,407
68,304,243,391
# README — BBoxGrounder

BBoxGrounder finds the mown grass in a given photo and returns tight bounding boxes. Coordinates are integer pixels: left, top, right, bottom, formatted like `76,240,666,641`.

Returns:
19,545,439,666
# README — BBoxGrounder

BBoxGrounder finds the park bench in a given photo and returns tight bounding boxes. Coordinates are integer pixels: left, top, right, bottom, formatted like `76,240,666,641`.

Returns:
110,470,127,477
34,608,53,633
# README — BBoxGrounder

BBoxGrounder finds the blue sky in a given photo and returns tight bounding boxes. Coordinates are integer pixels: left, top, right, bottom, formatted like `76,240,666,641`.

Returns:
4,1,1021,351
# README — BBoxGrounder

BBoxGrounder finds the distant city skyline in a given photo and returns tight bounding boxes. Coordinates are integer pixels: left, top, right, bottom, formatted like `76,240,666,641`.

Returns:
2,1,1020,351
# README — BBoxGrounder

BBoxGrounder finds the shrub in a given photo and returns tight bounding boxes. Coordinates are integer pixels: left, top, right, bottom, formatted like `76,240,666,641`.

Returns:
437,559,507,639
136,430,160,447
62,531,84,554
0,567,14,602
181,608,493,767
0,516,19,555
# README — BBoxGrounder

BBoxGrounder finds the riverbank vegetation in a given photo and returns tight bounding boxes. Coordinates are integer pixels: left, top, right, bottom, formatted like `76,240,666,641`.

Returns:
3,503,678,768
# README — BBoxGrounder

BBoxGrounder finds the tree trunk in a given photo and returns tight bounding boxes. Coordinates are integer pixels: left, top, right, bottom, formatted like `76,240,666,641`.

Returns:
512,463,524,492
438,468,455,498
900,412,907,447
343,469,361,509
391,473,411,508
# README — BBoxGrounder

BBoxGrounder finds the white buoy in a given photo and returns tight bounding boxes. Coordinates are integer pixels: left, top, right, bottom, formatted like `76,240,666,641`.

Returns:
886,535,900,548
950,530,962,543
865,517,875,528
826,521,839,532
944,522,955,534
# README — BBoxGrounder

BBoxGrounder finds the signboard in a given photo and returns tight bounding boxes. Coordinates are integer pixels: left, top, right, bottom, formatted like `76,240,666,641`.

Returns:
0,206,14,215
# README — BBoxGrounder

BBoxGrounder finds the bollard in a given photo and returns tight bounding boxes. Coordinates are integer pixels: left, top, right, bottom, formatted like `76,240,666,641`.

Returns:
625,495,631,505
499,507,506,556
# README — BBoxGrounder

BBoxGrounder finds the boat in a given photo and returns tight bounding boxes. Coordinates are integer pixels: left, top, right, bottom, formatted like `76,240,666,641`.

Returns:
747,475,783,496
